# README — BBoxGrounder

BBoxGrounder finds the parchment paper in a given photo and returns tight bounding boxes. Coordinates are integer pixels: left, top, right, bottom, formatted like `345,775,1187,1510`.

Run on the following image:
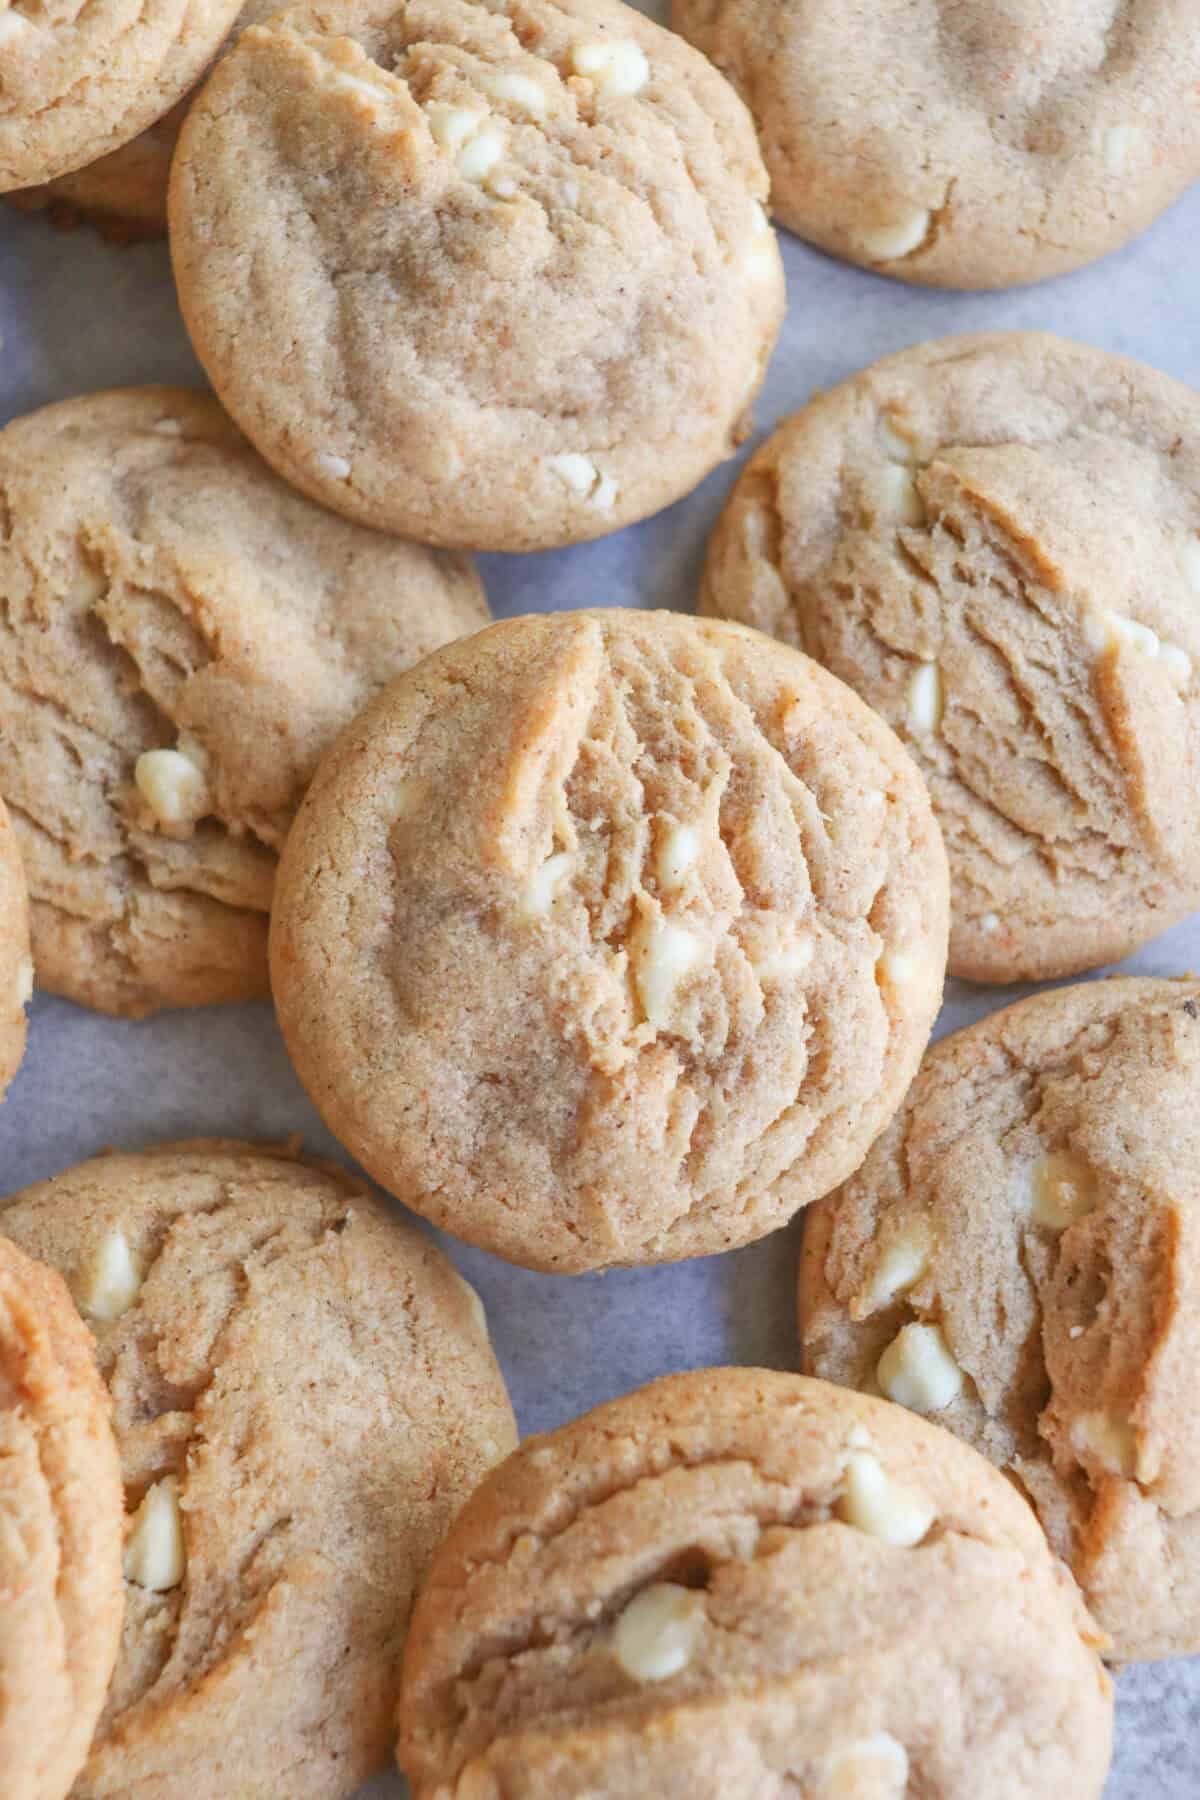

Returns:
3,23,1199,1789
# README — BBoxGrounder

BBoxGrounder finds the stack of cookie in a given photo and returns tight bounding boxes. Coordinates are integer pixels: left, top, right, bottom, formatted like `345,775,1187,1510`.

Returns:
4,0,1200,1795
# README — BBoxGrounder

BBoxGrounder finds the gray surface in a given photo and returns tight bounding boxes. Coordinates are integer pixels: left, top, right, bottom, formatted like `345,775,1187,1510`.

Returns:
2,45,1199,1796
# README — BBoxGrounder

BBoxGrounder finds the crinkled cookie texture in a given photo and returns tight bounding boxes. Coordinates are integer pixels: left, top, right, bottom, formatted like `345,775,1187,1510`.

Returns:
801,977,1200,1663
0,387,487,1018
398,1368,1113,1799
0,1140,517,1800
672,0,1200,288
0,0,243,191
0,796,32,1097
168,0,784,551
271,610,948,1273
0,1238,124,1800
700,333,1200,984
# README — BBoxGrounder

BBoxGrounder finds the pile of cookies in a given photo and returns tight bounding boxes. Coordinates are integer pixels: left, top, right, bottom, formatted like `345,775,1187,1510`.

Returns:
4,0,1200,1795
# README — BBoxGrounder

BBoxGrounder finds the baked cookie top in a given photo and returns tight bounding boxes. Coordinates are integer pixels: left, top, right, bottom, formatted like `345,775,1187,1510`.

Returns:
1,1140,516,1800
801,976,1200,1663
0,386,487,1017
0,796,31,1098
700,333,1200,984
399,1367,1113,1798
672,0,1200,288
0,0,244,192
0,1237,124,1800
169,0,784,551
271,609,948,1272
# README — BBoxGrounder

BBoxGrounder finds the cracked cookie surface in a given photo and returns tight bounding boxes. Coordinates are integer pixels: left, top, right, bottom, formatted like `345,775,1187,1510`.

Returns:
398,1367,1112,1798
700,333,1200,984
0,796,31,1096
271,609,947,1272
0,1237,124,1800
671,0,1200,287
168,0,784,550
0,0,244,191
801,976,1200,1662
0,1140,517,1800
0,387,488,1017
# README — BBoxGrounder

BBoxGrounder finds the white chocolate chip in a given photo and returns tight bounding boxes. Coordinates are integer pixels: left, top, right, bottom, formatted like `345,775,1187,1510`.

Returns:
879,413,917,464
856,209,930,262
1177,537,1200,593
79,1229,143,1323
1161,644,1193,686
455,1271,489,1337
1069,1324,1085,1340
0,10,34,40
906,661,944,734
426,101,488,153
757,929,815,980
876,948,920,991
482,69,547,117
1030,1150,1099,1230
1072,1411,1137,1479
524,851,574,916
545,452,617,509
838,1452,934,1547
134,747,208,828
329,68,392,105
867,1219,932,1307
611,1583,704,1681
630,915,705,1029
823,1733,909,1798
869,463,925,528
315,451,352,480
980,911,1000,933
1103,124,1144,175
457,126,505,182
124,1476,186,1591
487,173,518,200
151,417,183,436
571,37,649,98
743,200,777,281
656,823,700,891
877,1322,964,1414
1084,606,1158,658
14,954,33,1007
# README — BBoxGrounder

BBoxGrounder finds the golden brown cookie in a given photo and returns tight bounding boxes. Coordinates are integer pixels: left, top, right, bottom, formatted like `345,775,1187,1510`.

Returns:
1,1140,517,1799
271,609,948,1272
0,1238,124,1800
0,0,243,192
0,796,32,1097
398,1367,1113,1798
672,0,1200,288
801,976,1200,1662
0,386,488,1018
700,333,1200,984
168,0,784,550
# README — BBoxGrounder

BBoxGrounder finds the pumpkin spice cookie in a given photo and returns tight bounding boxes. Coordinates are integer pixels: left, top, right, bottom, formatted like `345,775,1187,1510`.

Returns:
0,387,488,1018
801,976,1200,1663
700,333,1200,984
0,1238,124,1800
671,0,1200,288
0,796,32,1097
0,0,244,192
398,1368,1113,1798
271,609,948,1272
1,1140,516,1800
168,0,784,551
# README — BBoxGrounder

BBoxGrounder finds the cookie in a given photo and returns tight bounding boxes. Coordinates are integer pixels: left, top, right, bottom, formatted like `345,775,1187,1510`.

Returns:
700,333,1200,984
0,387,488,1018
0,796,32,1097
398,1367,1113,1798
168,0,784,551
1,1140,517,1799
0,0,244,192
671,0,1200,288
801,975,1200,1662
1,1237,124,1800
271,609,947,1272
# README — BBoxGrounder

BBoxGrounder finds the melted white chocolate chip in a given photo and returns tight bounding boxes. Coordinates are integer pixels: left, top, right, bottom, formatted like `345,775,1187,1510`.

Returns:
545,452,617,509
838,1451,934,1547
630,915,705,1029
124,1476,186,1591
426,101,486,153
656,822,700,891
906,661,944,734
79,1229,143,1323
1102,124,1144,175
481,69,548,117
134,746,208,827
879,413,917,464
1072,1411,1138,1480
1030,1150,1099,1229
856,208,930,262
1084,607,1191,683
877,1322,963,1414
524,851,574,916
611,1583,704,1681
0,9,35,40
571,38,649,99
823,1733,909,1798
867,1219,931,1308
457,126,505,181
869,463,925,528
